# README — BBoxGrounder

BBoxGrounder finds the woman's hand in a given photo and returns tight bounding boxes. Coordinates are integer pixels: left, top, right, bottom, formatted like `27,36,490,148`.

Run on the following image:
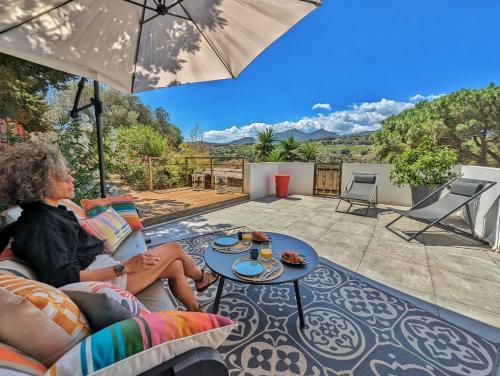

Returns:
123,252,160,274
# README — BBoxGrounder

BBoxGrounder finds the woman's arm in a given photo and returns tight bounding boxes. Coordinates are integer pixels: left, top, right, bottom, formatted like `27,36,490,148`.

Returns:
80,253,160,282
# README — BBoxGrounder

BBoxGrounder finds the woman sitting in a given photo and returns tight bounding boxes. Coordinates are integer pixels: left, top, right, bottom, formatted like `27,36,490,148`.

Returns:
0,143,218,312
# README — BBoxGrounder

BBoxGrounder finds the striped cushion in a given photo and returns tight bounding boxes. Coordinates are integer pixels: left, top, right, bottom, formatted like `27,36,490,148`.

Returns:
80,195,143,230
58,199,87,220
0,343,47,376
60,282,151,331
0,274,91,367
48,311,236,376
79,207,132,253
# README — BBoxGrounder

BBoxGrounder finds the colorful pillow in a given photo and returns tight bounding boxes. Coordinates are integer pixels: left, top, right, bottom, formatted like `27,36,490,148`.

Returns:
0,343,47,376
78,207,132,253
58,199,87,220
60,281,151,331
0,274,91,367
48,310,236,376
80,195,143,230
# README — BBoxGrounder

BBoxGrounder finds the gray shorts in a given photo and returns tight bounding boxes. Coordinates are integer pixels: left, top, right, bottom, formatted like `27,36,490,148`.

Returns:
86,254,128,290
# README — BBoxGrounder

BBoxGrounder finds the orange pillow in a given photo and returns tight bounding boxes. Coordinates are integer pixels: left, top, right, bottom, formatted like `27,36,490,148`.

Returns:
80,194,143,230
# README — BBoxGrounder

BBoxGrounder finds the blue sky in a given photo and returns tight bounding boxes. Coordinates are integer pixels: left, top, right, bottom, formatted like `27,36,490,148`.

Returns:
138,0,500,142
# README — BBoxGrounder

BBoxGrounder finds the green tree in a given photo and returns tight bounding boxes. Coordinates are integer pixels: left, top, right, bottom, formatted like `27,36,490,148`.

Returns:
279,135,300,162
154,107,182,147
255,127,277,161
299,142,321,162
372,83,500,167
0,53,74,131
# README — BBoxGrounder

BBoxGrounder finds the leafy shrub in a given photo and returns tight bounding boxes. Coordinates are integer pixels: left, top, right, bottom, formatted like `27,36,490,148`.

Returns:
390,137,458,188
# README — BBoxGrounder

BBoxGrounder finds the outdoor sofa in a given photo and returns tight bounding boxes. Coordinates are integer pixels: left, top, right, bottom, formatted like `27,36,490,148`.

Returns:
0,205,231,376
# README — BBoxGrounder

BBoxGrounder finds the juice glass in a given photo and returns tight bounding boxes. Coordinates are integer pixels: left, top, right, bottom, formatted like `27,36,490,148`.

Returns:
260,242,272,261
242,232,252,245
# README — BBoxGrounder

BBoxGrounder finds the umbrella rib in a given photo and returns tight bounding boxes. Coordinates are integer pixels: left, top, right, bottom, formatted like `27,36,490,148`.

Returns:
298,0,321,5
131,0,148,93
0,0,76,35
179,3,235,79
121,0,158,12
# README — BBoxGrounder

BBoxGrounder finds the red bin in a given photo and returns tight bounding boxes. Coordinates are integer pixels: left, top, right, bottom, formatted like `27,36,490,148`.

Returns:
274,174,290,198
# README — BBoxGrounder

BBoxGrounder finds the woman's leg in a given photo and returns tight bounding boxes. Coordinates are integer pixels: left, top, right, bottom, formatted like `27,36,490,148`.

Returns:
147,242,217,289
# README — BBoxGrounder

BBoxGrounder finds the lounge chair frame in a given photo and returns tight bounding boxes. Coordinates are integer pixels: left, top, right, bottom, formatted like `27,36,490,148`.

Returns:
385,177,497,242
335,172,379,216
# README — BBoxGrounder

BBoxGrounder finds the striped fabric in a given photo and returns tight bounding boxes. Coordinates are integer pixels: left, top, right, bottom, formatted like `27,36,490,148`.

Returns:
0,274,90,367
79,208,132,253
0,343,47,376
80,195,143,230
58,200,87,220
48,311,237,376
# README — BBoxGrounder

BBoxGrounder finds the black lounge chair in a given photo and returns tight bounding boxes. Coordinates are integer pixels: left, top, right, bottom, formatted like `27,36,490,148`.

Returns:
385,177,497,242
335,173,379,216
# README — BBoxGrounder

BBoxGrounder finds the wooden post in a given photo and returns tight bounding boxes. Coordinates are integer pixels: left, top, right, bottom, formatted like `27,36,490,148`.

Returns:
148,157,153,191
210,157,214,189
184,157,189,187
241,157,245,193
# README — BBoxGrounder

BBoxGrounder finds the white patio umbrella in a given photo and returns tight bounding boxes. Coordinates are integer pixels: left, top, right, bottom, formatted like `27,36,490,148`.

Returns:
0,0,321,195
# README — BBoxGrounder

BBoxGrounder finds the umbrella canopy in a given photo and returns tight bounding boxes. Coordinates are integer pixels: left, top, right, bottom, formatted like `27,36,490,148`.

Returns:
0,0,320,94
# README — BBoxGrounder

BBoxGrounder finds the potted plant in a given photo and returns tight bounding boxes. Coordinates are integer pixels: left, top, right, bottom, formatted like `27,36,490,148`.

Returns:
390,137,458,206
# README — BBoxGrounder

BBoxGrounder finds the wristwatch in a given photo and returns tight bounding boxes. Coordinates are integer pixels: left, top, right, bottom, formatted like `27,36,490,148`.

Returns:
113,262,126,276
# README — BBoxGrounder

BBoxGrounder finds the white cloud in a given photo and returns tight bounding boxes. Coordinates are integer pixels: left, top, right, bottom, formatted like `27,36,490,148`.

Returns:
203,95,440,143
409,93,444,103
312,103,332,111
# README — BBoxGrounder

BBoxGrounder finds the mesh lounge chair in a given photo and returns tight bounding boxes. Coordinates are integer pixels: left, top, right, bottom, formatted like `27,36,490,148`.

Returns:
385,177,497,242
335,173,379,216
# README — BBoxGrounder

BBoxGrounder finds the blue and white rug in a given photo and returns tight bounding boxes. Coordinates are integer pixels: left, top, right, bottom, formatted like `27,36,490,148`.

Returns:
165,231,499,376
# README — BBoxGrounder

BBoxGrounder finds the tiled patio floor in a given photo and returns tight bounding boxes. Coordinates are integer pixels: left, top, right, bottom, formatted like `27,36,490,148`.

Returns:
144,194,500,342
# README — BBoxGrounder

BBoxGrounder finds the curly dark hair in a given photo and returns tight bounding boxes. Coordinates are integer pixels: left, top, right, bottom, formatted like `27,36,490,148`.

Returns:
0,143,68,205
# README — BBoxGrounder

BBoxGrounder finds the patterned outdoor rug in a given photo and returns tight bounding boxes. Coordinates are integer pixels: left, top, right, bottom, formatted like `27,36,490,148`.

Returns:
163,231,499,376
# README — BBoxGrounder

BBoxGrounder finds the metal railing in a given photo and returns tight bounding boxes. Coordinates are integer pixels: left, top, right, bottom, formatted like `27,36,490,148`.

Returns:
146,156,245,193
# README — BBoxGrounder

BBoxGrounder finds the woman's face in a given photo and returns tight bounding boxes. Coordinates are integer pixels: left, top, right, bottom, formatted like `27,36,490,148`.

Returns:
49,165,75,201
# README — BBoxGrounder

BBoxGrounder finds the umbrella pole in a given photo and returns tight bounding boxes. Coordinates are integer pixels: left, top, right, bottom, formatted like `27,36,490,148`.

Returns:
93,80,106,198
70,78,106,198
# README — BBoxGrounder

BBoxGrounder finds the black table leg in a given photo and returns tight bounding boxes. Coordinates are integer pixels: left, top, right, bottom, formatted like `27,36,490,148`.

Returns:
294,280,305,329
212,276,225,314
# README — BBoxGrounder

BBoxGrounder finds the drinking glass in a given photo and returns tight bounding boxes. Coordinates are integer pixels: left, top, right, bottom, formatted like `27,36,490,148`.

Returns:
242,232,252,245
260,242,272,261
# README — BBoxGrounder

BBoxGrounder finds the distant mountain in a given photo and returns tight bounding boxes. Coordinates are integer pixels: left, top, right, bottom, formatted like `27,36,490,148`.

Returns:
274,128,340,142
228,137,256,145
343,130,376,137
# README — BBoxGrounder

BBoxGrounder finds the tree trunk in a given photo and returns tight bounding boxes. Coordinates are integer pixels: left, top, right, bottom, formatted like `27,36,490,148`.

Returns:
479,134,488,166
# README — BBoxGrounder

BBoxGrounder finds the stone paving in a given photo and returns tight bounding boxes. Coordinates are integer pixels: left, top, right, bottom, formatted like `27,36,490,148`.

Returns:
144,194,500,342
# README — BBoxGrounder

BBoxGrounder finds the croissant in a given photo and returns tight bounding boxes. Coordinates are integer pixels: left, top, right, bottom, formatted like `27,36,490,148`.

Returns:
252,231,270,242
282,251,303,263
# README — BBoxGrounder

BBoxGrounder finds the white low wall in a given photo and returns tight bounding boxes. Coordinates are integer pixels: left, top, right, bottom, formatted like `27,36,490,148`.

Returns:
244,162,500,249
341,163,412,206
460,165,500,249
244,162,314,200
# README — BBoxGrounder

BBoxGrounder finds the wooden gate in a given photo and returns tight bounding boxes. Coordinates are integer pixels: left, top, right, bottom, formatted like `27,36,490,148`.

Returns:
314,163,341,196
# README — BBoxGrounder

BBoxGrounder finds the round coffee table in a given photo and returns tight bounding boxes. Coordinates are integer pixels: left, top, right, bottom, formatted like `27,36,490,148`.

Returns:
204,232,319,329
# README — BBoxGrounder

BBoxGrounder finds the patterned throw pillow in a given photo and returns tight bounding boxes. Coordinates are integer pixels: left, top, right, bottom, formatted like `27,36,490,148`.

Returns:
80,194,144,230
60,281,151,331
0,274,91,367
0,343,47,376
48,310,236,376
58,199,87,220
79,207,132,253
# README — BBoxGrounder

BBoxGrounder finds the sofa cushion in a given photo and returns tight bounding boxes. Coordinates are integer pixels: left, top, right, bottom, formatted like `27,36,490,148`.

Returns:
47,311,236,376
81,195,144,230
112,230,148,260
136,280,176,312
79,207,132,253
0,343,47,376
60,281,150,331
58,199,87,220
0,274,91,367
